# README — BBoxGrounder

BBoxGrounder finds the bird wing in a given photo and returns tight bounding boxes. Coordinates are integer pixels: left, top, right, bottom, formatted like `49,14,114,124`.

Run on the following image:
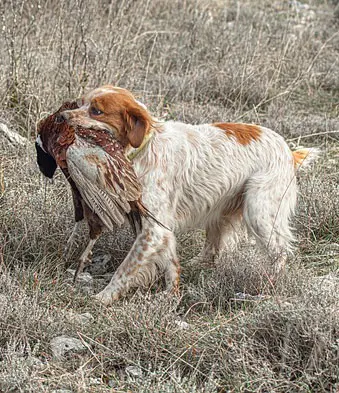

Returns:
66,137,142,231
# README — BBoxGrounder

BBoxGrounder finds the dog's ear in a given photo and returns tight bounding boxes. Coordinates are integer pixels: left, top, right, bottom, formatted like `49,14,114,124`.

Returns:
35,142,57,178
123,105,151,148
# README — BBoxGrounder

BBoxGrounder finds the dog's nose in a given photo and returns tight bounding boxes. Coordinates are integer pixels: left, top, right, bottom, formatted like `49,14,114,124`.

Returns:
55,111,67,124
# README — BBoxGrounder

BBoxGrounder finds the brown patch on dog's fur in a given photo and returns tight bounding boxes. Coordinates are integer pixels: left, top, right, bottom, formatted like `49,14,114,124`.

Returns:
212,123,262,145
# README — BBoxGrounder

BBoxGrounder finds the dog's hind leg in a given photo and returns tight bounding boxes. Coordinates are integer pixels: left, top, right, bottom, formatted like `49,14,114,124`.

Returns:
216,211,244,255
191,211,243,266
242,172,297,278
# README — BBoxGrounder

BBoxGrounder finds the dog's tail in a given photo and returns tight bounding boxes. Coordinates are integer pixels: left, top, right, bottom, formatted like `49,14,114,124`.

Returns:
292,147,321,170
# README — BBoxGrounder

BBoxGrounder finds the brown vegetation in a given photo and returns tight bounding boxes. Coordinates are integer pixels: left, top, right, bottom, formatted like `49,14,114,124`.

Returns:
0,0,338,391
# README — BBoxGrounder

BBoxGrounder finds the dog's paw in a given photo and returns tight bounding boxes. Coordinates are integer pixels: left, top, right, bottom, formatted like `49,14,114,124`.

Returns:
92,289,120,306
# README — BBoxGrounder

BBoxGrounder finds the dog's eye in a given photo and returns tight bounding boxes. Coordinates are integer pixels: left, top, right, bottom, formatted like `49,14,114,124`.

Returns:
90,107,103,116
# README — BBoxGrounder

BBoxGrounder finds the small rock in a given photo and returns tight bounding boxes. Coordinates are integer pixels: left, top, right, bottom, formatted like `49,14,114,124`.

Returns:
25,356,44,369
323,243,339,255
79,285,95,295
233,292,270,301
87,254,111,276
0,123,27,147
174,320,190,330
89,377,102,385
125,365,143,378
289,0,310,10
66,269,93,284
50,336,87,360
51,390,73,393
67,312,94,325
77,312,94,324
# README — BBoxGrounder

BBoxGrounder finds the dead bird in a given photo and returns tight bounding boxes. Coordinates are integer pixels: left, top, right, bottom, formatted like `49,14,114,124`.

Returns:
36,101,160,281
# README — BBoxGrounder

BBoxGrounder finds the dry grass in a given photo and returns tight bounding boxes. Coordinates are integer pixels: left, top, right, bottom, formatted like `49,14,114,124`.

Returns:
0,0,339,392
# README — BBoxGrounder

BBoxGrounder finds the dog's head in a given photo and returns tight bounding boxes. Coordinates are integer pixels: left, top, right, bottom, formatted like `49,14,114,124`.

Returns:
59,86,152,148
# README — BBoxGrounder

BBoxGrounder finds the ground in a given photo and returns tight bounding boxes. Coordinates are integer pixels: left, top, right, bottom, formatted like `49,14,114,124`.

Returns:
0,0,338,392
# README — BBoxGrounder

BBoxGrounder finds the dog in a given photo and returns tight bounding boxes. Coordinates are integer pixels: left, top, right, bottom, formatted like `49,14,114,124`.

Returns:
59,85,317,305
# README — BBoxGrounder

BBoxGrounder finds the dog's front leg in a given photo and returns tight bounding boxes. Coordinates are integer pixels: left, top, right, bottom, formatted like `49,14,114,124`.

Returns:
93,225,179,305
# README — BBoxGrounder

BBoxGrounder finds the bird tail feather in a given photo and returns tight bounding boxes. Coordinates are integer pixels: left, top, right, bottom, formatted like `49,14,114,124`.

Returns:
133,200,171,231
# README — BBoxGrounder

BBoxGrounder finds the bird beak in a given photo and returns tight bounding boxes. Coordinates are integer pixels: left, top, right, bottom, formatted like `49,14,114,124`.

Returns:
55,111,69,124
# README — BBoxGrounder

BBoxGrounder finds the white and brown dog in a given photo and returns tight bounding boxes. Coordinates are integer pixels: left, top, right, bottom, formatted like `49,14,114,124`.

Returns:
60,85,317,305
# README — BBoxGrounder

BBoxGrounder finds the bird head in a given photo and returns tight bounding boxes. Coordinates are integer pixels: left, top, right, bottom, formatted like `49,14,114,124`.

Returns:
36,101,78,178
